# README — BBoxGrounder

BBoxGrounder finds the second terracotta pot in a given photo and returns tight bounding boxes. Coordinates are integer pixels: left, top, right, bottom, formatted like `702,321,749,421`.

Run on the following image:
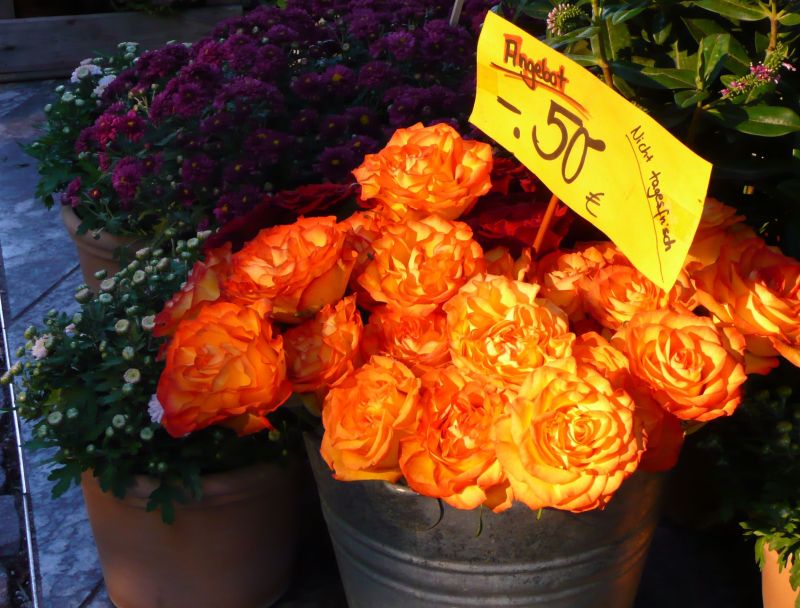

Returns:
60,205,147,291
763,545,799,608
81,462,298,608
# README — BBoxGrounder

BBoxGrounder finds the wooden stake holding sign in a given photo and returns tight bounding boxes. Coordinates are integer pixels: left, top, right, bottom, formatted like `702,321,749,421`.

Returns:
469,12,712,291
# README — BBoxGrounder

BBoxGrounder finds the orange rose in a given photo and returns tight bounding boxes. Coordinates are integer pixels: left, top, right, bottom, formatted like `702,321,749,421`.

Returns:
153,243,232,337
694,236,800,368
352,122,493,221
685,198,753,272
357,214,484,315
156,302,291,437
579,263,692,331
399,366,513,512
321,356,421,482
625,378,684,472
533,242,627,321
484,246,532,281
283,295,363,395
224,216,355,323
616,309,746,422
361,307,450,375
444,274,574,388
572,331,629,389
494,359,643,512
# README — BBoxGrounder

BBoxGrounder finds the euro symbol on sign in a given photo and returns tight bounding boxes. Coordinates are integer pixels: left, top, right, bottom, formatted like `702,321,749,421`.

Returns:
585,191,603,217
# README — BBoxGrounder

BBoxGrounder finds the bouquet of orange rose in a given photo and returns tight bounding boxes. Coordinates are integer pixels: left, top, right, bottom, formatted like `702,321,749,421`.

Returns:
151,122,800,515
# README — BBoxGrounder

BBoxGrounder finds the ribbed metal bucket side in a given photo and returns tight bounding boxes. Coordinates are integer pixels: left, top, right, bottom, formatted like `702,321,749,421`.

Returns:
305,435,663,608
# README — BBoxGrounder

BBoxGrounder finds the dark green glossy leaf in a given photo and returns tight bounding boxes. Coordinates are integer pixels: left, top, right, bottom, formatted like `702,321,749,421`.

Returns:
682,17,726,43
694,0,769,22
611,61,697,89
609,3,649,25
778,11,800,26
675,89,710,108
710,158,795,179
652,10,673,45
548,25,600,48
707,105,800,136
701,33,731,85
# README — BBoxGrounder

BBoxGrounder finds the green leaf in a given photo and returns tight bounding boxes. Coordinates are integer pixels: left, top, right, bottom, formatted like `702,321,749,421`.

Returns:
694,0,769,22
611,61,697,89
548,25,600,48
707,105,800,137
675,89,710,108
701,33,731,85
682,17,726,42
609,2,648,25
652,11,673,46
778,11,800,26
723,36,752,75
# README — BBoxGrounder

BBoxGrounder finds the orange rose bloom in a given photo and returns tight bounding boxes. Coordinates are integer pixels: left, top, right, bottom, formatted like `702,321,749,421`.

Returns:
361,307,450,375
484,246,532,281
694,236,800,368
579,264,673,331
685,198,752,272
321,356,421,482
224,216,355,323
616,309,746,422
495,360,643,512
357,214,484,315
283,295,363,394
352,122,493,221
153,243,232,337
625,379,684,472
444,274,574,387
399,366,513,512
573,331,629,389
534,242,627,321
156,302,291,437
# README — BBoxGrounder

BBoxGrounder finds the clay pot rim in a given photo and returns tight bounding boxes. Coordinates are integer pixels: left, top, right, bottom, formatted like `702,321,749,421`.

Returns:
60,203,144,244
82,461,295,509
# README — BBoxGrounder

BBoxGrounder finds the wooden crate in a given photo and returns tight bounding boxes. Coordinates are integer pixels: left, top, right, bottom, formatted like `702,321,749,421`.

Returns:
0,1,242,82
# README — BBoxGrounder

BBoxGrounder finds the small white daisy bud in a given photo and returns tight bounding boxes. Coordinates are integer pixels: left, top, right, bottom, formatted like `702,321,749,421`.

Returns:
141,315,156,331
75,288,92,303
114,319,130,334
100,278,116,292
132,270,146,284
122,346,135,360
47,411,63,425
140,427,154,441
121,383,134,396
123,368,141,384
135,247,151,260
98,293,113,304
105,427,115,438
112,414,126,429
66,408,79,419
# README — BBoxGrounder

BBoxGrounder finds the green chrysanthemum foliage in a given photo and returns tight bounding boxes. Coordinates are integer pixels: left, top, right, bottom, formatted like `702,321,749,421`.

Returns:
9,232,295,523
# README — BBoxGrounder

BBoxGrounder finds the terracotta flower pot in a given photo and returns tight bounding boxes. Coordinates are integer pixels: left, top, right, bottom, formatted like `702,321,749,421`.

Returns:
81,462,298,608
305,435,664,608
763,546,799,608
60,205,147,291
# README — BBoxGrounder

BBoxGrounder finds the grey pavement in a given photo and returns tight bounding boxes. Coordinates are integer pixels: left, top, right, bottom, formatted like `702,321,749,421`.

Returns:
0,79,764,608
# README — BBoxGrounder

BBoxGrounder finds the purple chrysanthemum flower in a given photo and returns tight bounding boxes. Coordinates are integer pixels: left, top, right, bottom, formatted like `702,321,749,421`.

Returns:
112,157,144,201
265,24,299,44
345,106,380,135
181,154,216,185
291,109,319,135
113,110,145,142
290,72,324,100
192,39,227,68
244,129,295,165
383,31,417,61
61,177,82,208
420,20,472,61
357,60,400,89
319,114,349,138
322,65,356,100
348,9,383,42
317,145,357,182
248,44,286,80
142,153,163,175
349,135,380,156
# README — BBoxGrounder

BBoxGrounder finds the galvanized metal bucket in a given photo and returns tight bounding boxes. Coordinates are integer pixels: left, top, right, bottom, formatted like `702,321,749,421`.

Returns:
305,435,663,608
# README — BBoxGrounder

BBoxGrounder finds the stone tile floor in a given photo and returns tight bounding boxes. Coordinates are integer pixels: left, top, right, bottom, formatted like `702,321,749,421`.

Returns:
0,79,763,607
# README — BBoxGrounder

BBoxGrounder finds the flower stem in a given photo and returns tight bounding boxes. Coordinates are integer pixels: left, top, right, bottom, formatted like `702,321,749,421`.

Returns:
532,193,560,256
769,1,779,52
591,0,616,91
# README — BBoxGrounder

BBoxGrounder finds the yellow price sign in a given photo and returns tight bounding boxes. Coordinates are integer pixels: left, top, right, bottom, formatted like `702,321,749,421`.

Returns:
469,11,712,291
